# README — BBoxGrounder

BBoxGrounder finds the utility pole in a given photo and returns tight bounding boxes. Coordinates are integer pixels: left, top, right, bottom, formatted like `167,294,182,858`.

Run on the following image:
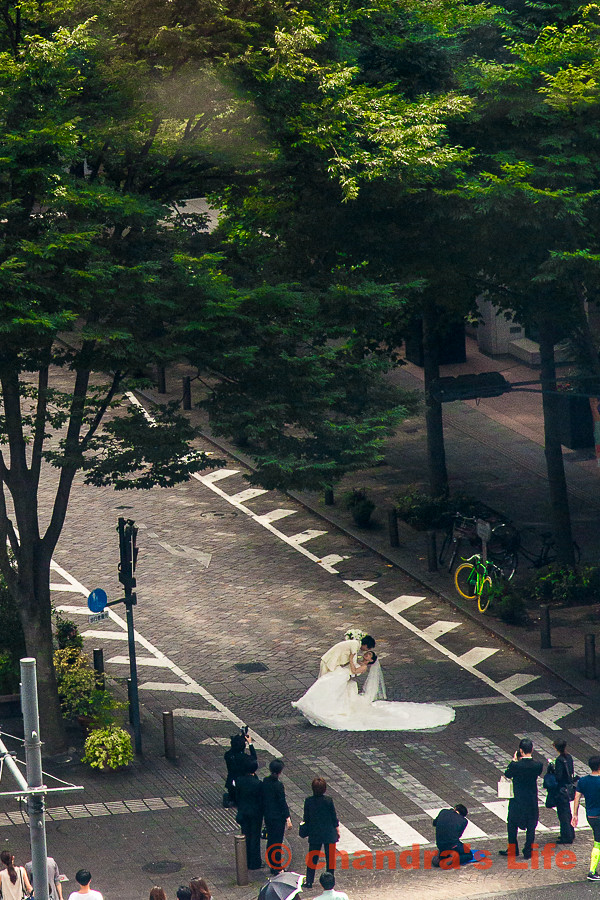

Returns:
117,517,142,755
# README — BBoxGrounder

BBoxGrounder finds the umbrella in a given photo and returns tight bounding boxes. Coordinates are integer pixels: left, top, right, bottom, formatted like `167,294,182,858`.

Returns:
258,871,303,900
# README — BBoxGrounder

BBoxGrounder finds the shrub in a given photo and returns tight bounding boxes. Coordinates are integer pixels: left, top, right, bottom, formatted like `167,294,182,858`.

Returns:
54,648,121,724
487,582,529,626
82,725,134,770
529,565,600,607
54,613,84,650
396,490,455,531
343,489,375,527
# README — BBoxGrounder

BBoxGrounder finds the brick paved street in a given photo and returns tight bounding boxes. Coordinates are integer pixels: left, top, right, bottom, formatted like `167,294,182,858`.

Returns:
2,377,599,900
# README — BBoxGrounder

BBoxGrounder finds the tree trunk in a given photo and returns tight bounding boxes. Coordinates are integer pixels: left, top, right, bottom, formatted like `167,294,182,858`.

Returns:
538,325,575,566
18,552,66,755
422,301,448,497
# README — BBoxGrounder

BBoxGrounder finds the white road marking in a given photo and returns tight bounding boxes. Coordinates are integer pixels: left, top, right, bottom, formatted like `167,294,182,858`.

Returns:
386,595,425,613
482,800,549,831
367,814,427,847
81,630,130,640
288,530,328,545
56,605,93,615
423,809,487,840
173,709,230,720
108,655,171,667
127,392,562,732
540,702,582,725
228,488,268,502
157,542,212,567
456,647,498,668
139,682,213,693
318,554,350,569
422,621,461,639
50,583,83,592
442,694,555,707
255,509,297,523
50,555,281,757
498,674,540,693
337,824,371,854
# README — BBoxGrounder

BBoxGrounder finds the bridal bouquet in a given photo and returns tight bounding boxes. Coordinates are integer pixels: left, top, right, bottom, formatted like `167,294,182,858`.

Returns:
345,628,367,642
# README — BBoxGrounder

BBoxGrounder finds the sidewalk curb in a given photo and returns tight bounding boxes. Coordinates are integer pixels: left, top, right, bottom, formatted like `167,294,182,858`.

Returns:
132,388,595,702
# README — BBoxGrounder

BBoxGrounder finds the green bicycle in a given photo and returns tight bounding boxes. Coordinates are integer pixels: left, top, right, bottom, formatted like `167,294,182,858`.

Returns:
454,553,503,612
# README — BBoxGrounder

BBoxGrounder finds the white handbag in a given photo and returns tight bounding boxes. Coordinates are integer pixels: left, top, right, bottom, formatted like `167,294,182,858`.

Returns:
498,776,514,799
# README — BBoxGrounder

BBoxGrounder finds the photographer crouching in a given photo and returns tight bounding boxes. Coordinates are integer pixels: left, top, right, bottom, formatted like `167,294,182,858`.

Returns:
223,726,257,808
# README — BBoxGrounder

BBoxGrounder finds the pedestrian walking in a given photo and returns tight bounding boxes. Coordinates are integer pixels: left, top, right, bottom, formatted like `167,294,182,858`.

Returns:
189,878,211,900
553,739,576,844
224,731,257,807
432,804,474,867
498,738,543,859
235,757,264,870
572,755,600,881
176,887,192,900
149,888,166,900
314,872,348,900
301,777,340,889
0,851,33,900
66,870,103,900
262,759,292,874
26,856,65,900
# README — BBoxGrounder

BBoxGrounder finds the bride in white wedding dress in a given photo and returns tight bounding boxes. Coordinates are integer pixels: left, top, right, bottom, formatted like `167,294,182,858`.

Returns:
292,651,455,731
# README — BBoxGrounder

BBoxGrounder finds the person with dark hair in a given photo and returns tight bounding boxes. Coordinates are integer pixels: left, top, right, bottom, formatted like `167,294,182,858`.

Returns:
176,887,192,900
224,731,256,807
262,759,292,874
431,805,473,867
302,777,340,889
236,757,264,870
149,888,166,900
499,738,543,860
66,870,103,900
319,635,376,676
189,877,211,900
315,871,349,900
26,856,64,900
0,851,33,900
572,755,600,880
550,739,576,844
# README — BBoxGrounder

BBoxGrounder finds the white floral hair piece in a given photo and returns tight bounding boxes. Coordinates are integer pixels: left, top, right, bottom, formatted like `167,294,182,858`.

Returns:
345,628,367,642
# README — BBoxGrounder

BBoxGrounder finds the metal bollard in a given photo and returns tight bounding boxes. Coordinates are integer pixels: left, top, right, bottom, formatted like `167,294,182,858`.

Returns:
388,508,399,548
234,834,249,886
157,365,166,394
163,710,177,762
427,531,438,572
127,678,134,725
324,487,334,506
540,604,551,649
182,376,192,410
585,634,597,680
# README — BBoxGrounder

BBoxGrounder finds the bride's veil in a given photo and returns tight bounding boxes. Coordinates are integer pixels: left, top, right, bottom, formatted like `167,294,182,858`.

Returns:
362,659,387,702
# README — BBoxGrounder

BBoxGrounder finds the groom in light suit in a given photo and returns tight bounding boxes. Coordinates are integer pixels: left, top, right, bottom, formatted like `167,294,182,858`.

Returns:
319,635,375,677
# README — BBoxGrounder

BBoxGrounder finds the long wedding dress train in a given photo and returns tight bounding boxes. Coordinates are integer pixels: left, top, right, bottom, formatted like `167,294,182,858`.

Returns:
291,664,454,731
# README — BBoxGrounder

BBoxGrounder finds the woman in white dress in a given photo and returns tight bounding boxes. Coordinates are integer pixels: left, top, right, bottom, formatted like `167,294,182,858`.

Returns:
292,651,454,731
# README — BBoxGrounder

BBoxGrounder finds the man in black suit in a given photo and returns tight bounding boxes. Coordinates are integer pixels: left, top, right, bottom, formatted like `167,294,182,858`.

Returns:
262,759,292,874
236,758,264,869
302,777,340,888
499,738,543,859
224,732,257,806
432,804,473,867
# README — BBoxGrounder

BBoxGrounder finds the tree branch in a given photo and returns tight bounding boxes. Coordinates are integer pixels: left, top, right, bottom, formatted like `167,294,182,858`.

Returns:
0,365,28,481
79,370,122,452
30,365,49,488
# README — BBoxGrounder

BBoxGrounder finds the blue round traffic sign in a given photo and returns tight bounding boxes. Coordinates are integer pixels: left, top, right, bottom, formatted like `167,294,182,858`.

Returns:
87,589,108,613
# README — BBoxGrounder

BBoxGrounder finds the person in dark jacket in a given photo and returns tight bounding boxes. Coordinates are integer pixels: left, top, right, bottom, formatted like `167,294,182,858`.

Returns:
235,758,263,869
262,759,292,874
432,805,473,867
302,777,340,888
553,739,576,844
224,733,257,806
499,738,543,859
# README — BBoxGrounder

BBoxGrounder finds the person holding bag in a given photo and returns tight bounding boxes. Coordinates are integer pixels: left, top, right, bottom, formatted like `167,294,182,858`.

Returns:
301,777,340,889
0,851,33,900
498,738,543,860
552,739,576,844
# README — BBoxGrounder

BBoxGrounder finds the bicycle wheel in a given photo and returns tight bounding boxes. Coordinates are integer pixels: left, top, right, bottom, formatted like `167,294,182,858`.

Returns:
495,552,518,581
455,563,478,599
478,577,493,613
438,531,452,567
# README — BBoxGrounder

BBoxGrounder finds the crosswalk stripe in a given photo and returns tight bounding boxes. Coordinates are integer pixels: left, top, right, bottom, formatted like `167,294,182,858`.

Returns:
289,530,328,545
385,595,424,614
81,630,129,640
299,755,390,816
173,709,230,720
498,674,540,693
50,583,83,592
540,702,582,725
228,488,268,502
481,800,549,831
354,748,448,810
108,655,170,667
570,726,600,751
202,469,239,483
422,621,461,639
516,732,587,773
457,647,498,667
466,736,514,771
56,605,89,615
443,694,555,707
403,742,498,805
255,508,296,523
337,824,371,854
423,809,487,840
367,814,427,846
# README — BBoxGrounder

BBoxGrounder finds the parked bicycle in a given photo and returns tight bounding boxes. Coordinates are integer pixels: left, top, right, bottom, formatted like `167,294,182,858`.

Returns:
439,513,519,579
516,531,581,569
454,554,506,613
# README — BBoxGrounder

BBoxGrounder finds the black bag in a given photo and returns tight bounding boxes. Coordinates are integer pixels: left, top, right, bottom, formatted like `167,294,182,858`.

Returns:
563,782,576,802
223,792,234,809
299,821,309,839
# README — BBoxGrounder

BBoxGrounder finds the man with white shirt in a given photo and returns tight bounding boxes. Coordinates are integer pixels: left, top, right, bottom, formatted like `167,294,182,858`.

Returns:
66,870,103,900
319,635,375,676
314,872,349,900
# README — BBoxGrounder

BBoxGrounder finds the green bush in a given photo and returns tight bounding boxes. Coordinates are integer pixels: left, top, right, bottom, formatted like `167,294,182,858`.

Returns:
343,489,375,527
82,725,134,770
487,582,529,626
54,648,122,724
54,613,84,650
529,565,600,606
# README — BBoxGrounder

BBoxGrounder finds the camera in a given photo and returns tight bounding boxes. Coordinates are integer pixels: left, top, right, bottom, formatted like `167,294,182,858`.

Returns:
241,725,249,736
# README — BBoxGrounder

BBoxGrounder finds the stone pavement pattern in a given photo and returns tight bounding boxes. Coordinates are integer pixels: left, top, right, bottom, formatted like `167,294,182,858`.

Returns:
2,352,600,900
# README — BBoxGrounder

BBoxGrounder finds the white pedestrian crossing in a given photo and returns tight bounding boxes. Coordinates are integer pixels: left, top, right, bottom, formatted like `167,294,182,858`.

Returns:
289,530,328,544
255,508,297,523
228,488,268,502
367,814,427,846
337,824,371,854
385,595,424,613
201,468,239,483
498,674,540,693
423,808,487,840
541,702,582,725
422,621,461,639
457,647,498,667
